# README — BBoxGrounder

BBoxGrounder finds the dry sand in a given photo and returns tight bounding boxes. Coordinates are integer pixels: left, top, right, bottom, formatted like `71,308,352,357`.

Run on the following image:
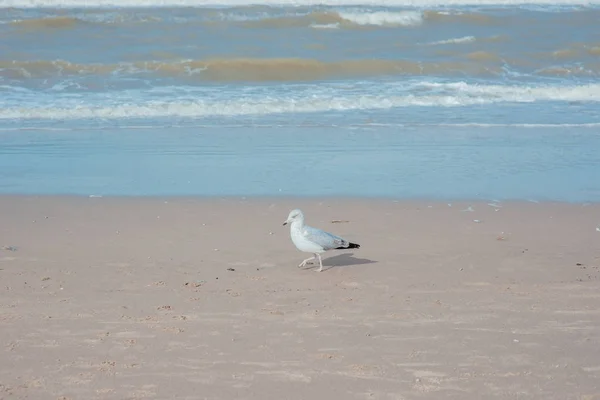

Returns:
1,195,600,400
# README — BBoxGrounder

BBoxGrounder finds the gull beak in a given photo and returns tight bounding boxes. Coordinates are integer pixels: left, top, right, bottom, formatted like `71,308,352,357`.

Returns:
283,221,288,226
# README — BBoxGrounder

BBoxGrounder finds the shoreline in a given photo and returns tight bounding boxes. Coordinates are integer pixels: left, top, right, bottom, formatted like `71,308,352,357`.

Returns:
2,193,600,205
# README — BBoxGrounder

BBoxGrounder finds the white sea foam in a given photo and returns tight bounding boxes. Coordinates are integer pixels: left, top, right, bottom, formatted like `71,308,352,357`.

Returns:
418,82,600,101
427,36,476,45
2,0,599,7
1,82,599,120
310,22,340,29
338,11,423,26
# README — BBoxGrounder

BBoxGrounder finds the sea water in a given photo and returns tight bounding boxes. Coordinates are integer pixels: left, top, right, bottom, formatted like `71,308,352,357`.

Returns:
1,0,599,201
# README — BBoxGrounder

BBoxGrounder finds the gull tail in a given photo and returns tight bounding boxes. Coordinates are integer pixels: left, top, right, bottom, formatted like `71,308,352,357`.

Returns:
337,242,360,250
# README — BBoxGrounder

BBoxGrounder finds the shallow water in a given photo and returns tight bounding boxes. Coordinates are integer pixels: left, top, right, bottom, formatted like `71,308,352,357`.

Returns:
1,124,599,202
1,1,599,200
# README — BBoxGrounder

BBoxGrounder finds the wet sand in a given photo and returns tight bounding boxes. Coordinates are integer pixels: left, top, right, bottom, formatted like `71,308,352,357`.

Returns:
1,196,600,399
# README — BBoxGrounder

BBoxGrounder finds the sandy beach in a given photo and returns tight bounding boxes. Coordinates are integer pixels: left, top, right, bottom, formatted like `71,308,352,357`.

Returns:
1,196,600,399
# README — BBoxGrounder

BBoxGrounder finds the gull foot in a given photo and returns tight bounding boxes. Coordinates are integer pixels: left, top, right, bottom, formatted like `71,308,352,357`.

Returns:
298,261,314,268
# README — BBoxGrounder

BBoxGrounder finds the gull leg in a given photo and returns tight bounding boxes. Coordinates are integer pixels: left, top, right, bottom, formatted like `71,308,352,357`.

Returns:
316,253,324,272
299,255,315,268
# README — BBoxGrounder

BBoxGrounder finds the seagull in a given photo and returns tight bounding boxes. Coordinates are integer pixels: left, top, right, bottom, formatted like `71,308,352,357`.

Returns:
283,209,360,272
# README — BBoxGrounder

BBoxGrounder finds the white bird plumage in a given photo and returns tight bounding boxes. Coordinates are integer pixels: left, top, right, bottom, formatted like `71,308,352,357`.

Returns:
283,209,360,272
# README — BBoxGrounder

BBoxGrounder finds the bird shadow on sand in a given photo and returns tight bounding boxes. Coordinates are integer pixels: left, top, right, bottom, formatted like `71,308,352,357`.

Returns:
320,253,377,271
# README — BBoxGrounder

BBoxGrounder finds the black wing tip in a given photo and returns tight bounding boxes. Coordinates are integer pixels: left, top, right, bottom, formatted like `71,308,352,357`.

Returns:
336,242,360,250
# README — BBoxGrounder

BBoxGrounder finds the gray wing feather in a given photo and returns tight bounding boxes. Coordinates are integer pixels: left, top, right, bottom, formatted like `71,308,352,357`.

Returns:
303,225,349,250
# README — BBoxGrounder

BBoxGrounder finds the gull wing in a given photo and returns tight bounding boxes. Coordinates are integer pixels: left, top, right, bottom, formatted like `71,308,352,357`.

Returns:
303,225,349,251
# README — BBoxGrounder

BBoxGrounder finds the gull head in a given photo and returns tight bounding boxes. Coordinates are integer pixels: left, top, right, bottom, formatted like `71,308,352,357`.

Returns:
283,209,304,226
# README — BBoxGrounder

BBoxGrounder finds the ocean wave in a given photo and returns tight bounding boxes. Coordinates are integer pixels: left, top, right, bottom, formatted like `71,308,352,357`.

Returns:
3,57,599,82
10,16,83,29
0,58,504,81
2,0,599,7
5,9,422,29
240,11,339,28
536,65,600,76
5,7,593,31
7,13,164,28
540,44,600,60
240,10,422,28
0,9,500,30
423,10,496,24
1,82,599,120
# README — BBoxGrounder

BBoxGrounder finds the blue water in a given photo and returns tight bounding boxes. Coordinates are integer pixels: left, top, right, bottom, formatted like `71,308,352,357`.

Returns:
1,2,599,201
1,125,599,201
